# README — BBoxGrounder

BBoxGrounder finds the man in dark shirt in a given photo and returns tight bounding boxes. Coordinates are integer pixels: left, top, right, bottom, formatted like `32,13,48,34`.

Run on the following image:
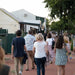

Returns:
11,30,27,75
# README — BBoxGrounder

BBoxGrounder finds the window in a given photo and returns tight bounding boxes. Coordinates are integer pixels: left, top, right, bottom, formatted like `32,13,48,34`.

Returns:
24,14,27,17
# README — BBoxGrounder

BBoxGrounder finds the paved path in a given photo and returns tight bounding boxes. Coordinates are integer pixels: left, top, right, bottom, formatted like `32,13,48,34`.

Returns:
5,54,75,75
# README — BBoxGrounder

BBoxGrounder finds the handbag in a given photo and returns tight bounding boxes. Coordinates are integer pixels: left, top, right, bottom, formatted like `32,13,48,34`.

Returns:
22,51,28,64
52,38,55,49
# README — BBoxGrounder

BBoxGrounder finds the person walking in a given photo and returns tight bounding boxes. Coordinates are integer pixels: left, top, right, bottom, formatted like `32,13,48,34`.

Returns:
0,46,10,75
63,32,71,61
24,30,35,71
33,33,48,75
55,35,71,75
11,30,27,75
46,32,55,64
63,32,71,50
73,36,75,53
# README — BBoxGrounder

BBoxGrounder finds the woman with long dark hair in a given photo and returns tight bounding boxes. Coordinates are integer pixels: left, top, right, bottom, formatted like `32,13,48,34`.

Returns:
46,32,55,64
55,35,71,75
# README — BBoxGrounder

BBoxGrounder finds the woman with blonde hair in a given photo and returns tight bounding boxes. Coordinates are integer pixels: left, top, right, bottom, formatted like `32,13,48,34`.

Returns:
33,33,48,75
0,46,10,75
63,32,69,44
63,32,71,61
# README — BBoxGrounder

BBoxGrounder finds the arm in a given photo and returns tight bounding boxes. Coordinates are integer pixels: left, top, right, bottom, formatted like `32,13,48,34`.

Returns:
46,41,49,56
45,44,49,56
24,45,27,52
11,45,14,59
54,47,56,53
33,47,35,55
54,43,56,53
65,45,71,54
46,41,48,46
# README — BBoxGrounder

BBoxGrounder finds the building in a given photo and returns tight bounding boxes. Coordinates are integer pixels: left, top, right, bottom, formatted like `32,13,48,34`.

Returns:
0,8,20,34
36,16,46,32
0,8,46,53
12,9,41,33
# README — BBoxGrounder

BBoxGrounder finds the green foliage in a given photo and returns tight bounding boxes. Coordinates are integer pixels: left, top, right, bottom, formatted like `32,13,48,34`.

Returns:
44,0,75,21
50,21,63,33
44,0,75,34
50,18,75,34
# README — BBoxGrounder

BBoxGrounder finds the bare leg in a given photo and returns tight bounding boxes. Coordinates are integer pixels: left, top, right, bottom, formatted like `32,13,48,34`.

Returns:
57,66,61,75
29,51,35,69
73,47,75,54
61,65,65,75
26,52,29,70
26,59,29,70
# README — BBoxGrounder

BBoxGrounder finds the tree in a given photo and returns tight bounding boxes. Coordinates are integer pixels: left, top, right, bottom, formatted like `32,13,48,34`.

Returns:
50,19,75,34
44,0,75,20
44,0,75,33
50,20,64,34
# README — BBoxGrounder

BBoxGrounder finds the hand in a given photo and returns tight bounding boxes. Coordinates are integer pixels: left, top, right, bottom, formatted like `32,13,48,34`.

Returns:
11,54,14,59
68,52,71,55
46,50,49,56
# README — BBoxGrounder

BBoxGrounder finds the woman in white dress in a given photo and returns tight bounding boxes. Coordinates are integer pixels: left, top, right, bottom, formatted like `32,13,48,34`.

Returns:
46,32,55,64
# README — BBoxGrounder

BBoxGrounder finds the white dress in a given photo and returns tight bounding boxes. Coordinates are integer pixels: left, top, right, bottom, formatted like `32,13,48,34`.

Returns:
46,38,55,61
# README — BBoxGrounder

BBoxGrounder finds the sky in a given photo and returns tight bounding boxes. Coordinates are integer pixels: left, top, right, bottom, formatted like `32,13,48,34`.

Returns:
0,0,49,18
